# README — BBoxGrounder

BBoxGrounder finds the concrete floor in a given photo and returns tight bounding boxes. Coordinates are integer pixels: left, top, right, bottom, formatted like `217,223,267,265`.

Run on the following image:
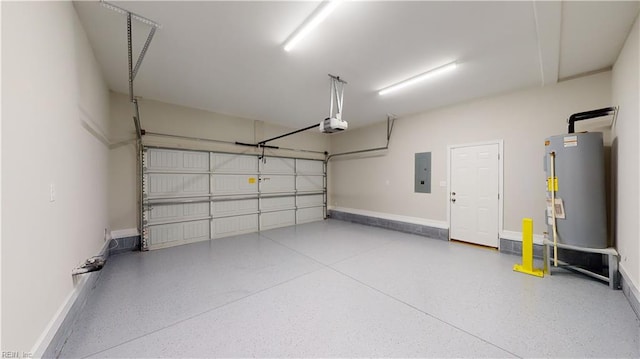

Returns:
60,220,640,358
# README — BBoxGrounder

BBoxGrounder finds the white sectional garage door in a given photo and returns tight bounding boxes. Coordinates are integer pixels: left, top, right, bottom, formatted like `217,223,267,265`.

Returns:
142,148,325,250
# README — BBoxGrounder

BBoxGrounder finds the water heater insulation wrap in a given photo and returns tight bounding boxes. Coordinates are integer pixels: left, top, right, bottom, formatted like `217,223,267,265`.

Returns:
545,132,607,249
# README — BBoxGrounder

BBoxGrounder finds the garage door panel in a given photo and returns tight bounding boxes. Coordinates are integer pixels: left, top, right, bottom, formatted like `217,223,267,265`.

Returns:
147,202,210,223
147,149,209,172
212,175,258,195
296,175,324,192
260,175,295,193
212,199,258,217
295,159,323,175
147,174,209,197
261,196,295,212
260,210,296,230
260,157,294,174
184,220,210,240
144,148,325,250
212,214,259,239
148,219,210,249
182,152,210,171
297,207,324,224
148,223,182,245
296,194,324,208
211,153,257,173
183,175,210,192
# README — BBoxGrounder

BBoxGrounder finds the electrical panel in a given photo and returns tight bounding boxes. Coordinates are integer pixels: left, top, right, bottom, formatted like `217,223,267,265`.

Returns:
414,152,431,193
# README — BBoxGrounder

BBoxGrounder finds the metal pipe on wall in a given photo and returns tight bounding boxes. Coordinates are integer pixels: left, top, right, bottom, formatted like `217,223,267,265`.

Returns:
324,115,396,214
326,115,395,161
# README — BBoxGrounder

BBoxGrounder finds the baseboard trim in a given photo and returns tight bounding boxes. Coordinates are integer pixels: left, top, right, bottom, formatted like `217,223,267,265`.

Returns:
109,235,141,255
328,206,448,229
619,266,640,320
34,240,111,358
328,209,449,241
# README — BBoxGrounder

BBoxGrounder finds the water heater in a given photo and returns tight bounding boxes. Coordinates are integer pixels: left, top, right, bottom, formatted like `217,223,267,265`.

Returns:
544,132,607,250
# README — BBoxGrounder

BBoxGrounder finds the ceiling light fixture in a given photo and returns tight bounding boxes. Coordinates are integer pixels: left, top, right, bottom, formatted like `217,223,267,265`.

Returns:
378,62,458,96
284,1,341,52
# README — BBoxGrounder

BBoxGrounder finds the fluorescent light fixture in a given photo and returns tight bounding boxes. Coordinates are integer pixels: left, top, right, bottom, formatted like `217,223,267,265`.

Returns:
378,62,458,96
284,1,341,52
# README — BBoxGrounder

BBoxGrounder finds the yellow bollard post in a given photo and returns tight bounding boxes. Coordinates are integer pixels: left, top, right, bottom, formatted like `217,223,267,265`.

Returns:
513,218,544,277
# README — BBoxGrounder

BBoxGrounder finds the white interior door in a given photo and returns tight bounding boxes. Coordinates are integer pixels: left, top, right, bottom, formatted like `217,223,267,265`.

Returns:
450,143,499,247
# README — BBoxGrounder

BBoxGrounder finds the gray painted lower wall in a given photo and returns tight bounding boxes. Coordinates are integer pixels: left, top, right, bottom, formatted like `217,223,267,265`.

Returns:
328,210,448,240
109,235,141,255
40,235,140,358
499,237,544,259
328,210,547,254
621,273,640,320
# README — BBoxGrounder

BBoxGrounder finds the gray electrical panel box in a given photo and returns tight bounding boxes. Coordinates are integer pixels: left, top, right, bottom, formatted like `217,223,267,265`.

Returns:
415,152,431,193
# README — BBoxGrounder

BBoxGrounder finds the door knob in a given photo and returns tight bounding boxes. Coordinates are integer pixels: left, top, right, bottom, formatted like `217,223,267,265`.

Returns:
451,192,456,195
451,198,456,203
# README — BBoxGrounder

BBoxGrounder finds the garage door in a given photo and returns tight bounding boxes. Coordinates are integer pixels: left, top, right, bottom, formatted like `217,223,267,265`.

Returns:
142,148,325,250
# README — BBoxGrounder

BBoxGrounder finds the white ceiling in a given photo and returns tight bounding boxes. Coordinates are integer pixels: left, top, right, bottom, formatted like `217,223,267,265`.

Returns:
74,1,640,129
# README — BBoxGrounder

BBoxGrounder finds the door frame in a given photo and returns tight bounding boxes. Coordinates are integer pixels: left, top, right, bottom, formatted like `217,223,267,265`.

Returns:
446,140,504,248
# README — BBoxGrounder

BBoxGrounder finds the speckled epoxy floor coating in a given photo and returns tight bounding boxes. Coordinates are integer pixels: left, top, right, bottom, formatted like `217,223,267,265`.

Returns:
60,220,640,358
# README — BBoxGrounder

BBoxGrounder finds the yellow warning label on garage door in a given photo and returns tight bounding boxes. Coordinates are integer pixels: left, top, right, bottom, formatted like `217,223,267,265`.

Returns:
248,177,256,184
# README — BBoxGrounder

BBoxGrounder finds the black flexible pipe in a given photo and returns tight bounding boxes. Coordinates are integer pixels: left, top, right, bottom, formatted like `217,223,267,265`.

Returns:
568,107,616,133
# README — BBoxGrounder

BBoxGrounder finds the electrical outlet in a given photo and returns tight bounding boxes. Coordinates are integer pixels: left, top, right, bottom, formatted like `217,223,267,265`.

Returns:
49,184,56,202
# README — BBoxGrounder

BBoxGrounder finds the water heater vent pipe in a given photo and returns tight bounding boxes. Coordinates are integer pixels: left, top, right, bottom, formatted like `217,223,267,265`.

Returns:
567,107,616,133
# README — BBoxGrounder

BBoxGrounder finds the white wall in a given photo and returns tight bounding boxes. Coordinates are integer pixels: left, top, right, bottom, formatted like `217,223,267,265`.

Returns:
1,2,110,353
109,92,330,232
612,14,639,294
329,71,612,236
